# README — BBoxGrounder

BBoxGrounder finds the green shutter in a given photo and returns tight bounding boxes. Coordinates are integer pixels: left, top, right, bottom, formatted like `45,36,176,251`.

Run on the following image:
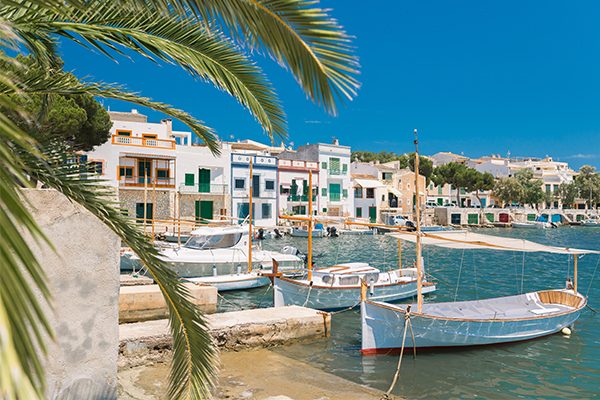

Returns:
356,207,362,218
322,161,327,169
369,207,377,223
195,200,213,223
329,183,341,201
342,164,348,174
322,187,327,196
198,168,211,193
329,158,340,175
185,173,194,186
467,214,478,224
342,189,348,198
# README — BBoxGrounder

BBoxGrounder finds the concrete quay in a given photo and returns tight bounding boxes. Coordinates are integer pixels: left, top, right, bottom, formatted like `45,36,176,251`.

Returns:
119,282,217,322
119,306,331,368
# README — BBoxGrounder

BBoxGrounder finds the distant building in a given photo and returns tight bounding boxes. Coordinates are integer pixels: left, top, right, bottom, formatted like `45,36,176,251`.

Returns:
429,151,469,167
277,157,319,217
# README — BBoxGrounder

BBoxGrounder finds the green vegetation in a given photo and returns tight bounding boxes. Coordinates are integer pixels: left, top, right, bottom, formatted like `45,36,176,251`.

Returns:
0,1,359,399
558,165,600,208
492,170,545,208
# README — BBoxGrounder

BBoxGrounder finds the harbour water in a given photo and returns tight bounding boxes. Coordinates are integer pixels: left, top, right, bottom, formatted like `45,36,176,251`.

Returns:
221,227,600,399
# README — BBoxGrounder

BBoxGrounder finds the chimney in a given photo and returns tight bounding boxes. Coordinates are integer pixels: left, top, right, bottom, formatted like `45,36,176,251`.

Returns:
161,118,173,137
333,138,339,146
131,108,138,114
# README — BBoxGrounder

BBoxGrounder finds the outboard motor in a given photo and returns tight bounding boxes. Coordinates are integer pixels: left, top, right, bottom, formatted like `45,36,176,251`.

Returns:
327,226,339,237
273,228,283,238
256,228,265,240
406,220,416,232
281,245,308,265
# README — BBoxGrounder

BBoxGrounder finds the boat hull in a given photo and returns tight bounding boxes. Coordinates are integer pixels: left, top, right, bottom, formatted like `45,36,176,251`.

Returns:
361,293,585,353
186,274,270,292
290,228,325,238
274,277,434,311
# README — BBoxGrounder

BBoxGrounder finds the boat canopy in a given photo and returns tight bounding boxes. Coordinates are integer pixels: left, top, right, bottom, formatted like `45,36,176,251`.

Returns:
389,231,599,255
189,225,247,236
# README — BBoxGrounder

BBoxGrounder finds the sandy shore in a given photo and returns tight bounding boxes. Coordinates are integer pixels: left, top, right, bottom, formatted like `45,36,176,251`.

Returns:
119,348,393,399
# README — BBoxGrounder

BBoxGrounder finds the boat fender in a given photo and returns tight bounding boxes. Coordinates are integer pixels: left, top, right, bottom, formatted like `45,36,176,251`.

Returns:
369,279,375,296
212,265,217,277
237,265,242,275
561,327,572,336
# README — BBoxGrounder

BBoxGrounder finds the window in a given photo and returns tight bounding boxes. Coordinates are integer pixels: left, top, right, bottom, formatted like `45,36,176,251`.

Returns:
342,189,348,198
553,184,559,192
116,130,131,136
185,173,195,186
119,166,133,178
157,169,169,181
265,180,275,190
382,172,393,180
329,157,340,175
354,187,363,198
92,161,104,175
339,276,359,286
438,186,443,195
280,185,291,194
342,164,348,174
356,207,362,218
322,187,327,196
235,178,245,189
322,208,327,213
366,188,375,199
142,133,158,139
545,184,551,194
261,203,272,219
329,184,341,201
321,161,327,169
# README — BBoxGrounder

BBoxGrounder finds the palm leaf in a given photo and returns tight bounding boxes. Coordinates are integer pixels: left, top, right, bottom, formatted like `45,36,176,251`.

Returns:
3,1,286,142
19,143,218,399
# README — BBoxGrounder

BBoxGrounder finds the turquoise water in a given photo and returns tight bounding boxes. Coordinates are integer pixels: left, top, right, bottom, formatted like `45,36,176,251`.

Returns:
221,228,600,399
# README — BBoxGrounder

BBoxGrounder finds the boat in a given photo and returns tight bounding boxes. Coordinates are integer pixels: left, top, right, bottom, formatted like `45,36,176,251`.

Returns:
581,216,600,226
274,263,436,310
273,169,436,310
186,271,270,291
291,225,325,237
360,130,597,354
361,230,596,352
512,221,551,229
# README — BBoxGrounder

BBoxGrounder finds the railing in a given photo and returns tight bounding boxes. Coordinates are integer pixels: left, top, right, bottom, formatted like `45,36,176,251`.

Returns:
112,134,176,150
119,176,175,188
329,193,341,201
287,195,317,202
179,183,229,194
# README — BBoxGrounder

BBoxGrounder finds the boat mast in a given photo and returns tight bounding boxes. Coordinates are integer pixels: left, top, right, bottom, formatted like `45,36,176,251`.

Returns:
248,157,253,273
414,129,424,313
308,170,313,281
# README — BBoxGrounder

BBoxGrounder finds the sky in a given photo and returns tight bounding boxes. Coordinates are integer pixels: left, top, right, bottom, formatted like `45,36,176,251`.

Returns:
58,0,600,169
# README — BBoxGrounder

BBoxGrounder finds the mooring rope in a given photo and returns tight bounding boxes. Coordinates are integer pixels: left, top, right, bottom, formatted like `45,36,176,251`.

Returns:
585,255,600,297
302,283,314,307
381,306,415,400
453,248,466,301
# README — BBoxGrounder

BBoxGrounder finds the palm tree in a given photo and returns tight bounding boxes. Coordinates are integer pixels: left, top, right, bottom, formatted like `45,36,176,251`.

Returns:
0,1,359,398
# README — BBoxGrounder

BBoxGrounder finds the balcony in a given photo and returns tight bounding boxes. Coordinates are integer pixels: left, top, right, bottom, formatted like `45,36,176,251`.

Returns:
112,134,176,150
287,195,317,202
179,183,229,195
119,176,175,188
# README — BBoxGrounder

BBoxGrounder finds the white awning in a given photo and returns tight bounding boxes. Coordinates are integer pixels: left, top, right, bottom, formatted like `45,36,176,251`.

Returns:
354,179,386,188
388,231,599,255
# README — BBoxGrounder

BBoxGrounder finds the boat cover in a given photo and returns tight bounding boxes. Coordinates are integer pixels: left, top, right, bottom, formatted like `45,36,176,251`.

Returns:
389,231,599,255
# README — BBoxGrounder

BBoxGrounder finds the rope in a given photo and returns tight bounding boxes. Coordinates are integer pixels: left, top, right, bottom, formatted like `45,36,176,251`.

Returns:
302,283,314,307
473,251,478,300
566,254,571,280
329,301,362,316
453,248,466,301
382,306,414,399
217,292,245,311
520,252,526,294
513,251,519,293
585,255,600,297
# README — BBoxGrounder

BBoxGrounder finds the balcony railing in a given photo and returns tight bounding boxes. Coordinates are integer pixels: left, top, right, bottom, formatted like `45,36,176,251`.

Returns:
112,134,176,150
329,193,341,201
287,195,317,202
179,183,229,194
119,176,175,188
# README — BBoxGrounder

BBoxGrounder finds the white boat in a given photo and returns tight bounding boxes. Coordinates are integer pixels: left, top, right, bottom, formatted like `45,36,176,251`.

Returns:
338,227,374,235
274,263,436,310
291,226,325,237
360,230,598,353
512,221,551,229
581,217,600,226
186,271,270,291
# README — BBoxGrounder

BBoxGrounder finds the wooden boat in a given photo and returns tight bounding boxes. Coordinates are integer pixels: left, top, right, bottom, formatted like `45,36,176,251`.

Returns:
581,217,600,226
512,221,551,229
274,170,436,310
361,130,598,354
274,263,436,310
186,271,270,291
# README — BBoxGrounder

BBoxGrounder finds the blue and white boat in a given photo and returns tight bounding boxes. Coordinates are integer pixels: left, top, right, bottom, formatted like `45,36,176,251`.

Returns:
360,230,597,354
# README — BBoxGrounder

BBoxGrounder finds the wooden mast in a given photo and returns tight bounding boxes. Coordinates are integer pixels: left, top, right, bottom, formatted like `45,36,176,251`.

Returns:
414,129,424,313
574,255,578,293
248,157,253,273
307,170,313,281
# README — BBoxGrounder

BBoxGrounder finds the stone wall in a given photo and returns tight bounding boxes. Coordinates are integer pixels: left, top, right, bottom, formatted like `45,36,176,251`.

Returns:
22,189,120,399
118,189,174,220
179,193,230,220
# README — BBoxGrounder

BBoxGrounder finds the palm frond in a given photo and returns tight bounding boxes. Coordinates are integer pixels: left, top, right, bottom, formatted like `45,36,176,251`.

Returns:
4,1,286,142
19,143,218,399
181,0,361,115
0,67,221,154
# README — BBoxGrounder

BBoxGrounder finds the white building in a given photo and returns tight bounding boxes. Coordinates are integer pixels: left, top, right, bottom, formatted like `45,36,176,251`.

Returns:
230,153,278,227
281,140,353,217
277,158,319,216
468,156,511,178
429,151,469,167
85,109,231,222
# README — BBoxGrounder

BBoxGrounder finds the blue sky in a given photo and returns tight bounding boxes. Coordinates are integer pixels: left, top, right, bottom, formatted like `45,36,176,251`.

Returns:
58,1,600,169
